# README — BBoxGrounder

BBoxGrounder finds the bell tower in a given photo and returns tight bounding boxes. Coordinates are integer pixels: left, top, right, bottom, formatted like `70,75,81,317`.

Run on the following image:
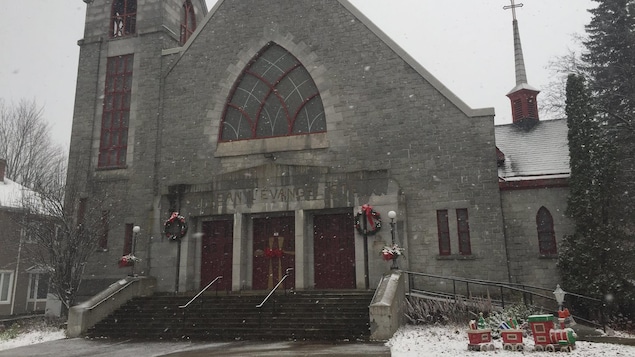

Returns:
69,0,208,177
66,0,207,287
503,0,540,129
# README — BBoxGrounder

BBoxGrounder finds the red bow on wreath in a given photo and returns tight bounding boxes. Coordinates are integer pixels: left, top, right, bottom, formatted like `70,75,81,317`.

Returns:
362,204,377,230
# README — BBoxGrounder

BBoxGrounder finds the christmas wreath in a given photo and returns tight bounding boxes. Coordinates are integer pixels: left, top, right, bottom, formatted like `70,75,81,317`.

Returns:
355,204,382,235
164,212,188,240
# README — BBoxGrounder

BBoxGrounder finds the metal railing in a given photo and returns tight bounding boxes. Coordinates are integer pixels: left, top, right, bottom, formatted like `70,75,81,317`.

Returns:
256,268,294,309
256,268,293,326
179,275,223,309
403,270,605,329
87,277,137,311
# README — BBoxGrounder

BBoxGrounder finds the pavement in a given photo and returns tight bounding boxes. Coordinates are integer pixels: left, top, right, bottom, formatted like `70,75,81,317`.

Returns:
0,338,391,357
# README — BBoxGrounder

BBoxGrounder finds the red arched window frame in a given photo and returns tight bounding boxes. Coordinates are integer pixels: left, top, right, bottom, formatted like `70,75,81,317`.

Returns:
220,43,326,142
180,0,196,45
536,206,557,255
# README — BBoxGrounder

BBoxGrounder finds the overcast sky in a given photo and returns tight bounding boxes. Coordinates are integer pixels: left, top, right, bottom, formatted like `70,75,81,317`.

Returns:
0,0,594,150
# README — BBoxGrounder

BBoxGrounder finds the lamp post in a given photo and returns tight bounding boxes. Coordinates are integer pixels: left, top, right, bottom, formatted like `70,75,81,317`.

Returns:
388,210,398,270
553,284,566,311
131,225,140,276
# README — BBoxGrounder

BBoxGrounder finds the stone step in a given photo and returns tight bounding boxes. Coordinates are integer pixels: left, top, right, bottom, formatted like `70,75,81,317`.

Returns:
86,290,374,341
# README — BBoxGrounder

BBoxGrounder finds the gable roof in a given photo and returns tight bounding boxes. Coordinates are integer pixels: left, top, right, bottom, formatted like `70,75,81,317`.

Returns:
496,119,570,180
168,0,495,119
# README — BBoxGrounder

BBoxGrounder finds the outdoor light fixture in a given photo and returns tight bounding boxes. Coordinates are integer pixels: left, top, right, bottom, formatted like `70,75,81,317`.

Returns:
388,211,398,270
553,284,566,310
131,225,140,276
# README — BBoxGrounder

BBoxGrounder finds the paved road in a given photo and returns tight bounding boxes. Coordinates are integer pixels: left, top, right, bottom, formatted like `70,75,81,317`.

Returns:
0,338,391,357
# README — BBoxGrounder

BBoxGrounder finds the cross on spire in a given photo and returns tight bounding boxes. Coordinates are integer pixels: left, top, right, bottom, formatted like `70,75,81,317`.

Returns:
503,0,524,20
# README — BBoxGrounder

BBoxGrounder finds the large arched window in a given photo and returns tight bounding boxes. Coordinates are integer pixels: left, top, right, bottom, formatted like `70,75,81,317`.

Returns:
220,43,326,142
180,0,196,45
111,0,137,38
536,206,557,255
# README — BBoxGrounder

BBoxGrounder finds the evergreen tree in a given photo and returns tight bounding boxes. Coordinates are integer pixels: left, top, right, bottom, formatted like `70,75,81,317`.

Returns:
559,74,635,325
583,0,635,222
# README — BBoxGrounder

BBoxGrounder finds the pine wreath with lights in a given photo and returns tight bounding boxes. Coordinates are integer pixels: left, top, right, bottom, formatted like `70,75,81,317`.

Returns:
164,212,188,240
355,204,382,235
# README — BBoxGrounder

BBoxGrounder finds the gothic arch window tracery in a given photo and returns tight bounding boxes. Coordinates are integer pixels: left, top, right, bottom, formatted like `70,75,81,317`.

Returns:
111,0,137,38
536,206,557,255
180,0,196,45
220,42,326,142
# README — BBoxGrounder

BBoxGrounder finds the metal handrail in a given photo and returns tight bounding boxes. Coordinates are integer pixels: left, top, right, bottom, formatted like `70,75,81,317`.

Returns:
87,278,137,311
403,270,606,329
403,270,602,303
179,275,223,309
256,268,293,309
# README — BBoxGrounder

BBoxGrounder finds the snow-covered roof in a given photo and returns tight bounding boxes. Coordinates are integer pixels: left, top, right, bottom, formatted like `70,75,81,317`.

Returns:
496,119,570,179
0,177,39,210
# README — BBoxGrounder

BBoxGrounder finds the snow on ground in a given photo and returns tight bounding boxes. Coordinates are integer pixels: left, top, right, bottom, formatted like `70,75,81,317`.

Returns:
0,329,65,352
387,324,635,356
2,325,635,356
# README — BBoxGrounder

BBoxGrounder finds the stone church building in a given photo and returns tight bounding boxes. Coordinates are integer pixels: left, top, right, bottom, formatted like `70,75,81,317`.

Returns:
68,0,570,297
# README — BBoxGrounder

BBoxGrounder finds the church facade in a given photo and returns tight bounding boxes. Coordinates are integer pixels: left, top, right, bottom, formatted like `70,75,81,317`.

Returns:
68,0,570,297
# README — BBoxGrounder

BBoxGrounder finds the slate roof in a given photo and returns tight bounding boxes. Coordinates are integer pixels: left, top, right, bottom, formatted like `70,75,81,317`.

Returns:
495,119,570,180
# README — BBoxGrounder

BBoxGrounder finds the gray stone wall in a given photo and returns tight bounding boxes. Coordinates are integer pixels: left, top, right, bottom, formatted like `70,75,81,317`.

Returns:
67,0,551,295
157,0,508,288
501,186,573,289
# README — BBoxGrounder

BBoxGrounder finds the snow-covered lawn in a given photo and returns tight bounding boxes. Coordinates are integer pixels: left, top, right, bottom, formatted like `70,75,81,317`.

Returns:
387,324,635,356
2,324,635,356
0,329,65,352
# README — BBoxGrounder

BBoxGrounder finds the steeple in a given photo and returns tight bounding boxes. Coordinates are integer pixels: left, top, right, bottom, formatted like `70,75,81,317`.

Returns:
504,0,540,128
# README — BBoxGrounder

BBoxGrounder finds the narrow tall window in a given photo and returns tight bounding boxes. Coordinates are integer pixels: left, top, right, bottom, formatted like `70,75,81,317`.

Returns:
111,0,137,38
99,54,133,168
437,210,451,255
456,208,471,255
537,206,557,255
221,42,326,141
0,271,13,303
123,223,134,256
27,273,49,301
512,98,523,120
77,198,87,224
100,211,110,250
180,0,196,45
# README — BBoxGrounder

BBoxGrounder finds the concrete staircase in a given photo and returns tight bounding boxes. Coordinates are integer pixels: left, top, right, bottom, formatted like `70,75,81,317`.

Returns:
85,290,374,341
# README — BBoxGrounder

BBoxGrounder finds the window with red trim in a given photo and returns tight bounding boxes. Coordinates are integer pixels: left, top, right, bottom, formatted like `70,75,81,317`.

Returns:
111,0,137,38
180,0,196,45
220,42,326,141
437,210,451,255
537,206,557,255
456,208,471,255
99,54,133,168
99,211,109,250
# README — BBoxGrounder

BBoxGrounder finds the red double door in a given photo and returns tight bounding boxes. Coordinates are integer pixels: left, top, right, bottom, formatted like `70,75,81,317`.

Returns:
313,213,356,289
201,213,356,291
200,219,233,291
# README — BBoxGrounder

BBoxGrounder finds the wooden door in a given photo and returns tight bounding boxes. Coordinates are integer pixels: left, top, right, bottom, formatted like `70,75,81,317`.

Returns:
252,216,295,290
313,213,356,289
201,219,233,291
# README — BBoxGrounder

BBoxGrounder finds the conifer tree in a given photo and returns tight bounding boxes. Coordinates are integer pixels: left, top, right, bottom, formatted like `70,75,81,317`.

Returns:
559,73,634,324
583,0,635,221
